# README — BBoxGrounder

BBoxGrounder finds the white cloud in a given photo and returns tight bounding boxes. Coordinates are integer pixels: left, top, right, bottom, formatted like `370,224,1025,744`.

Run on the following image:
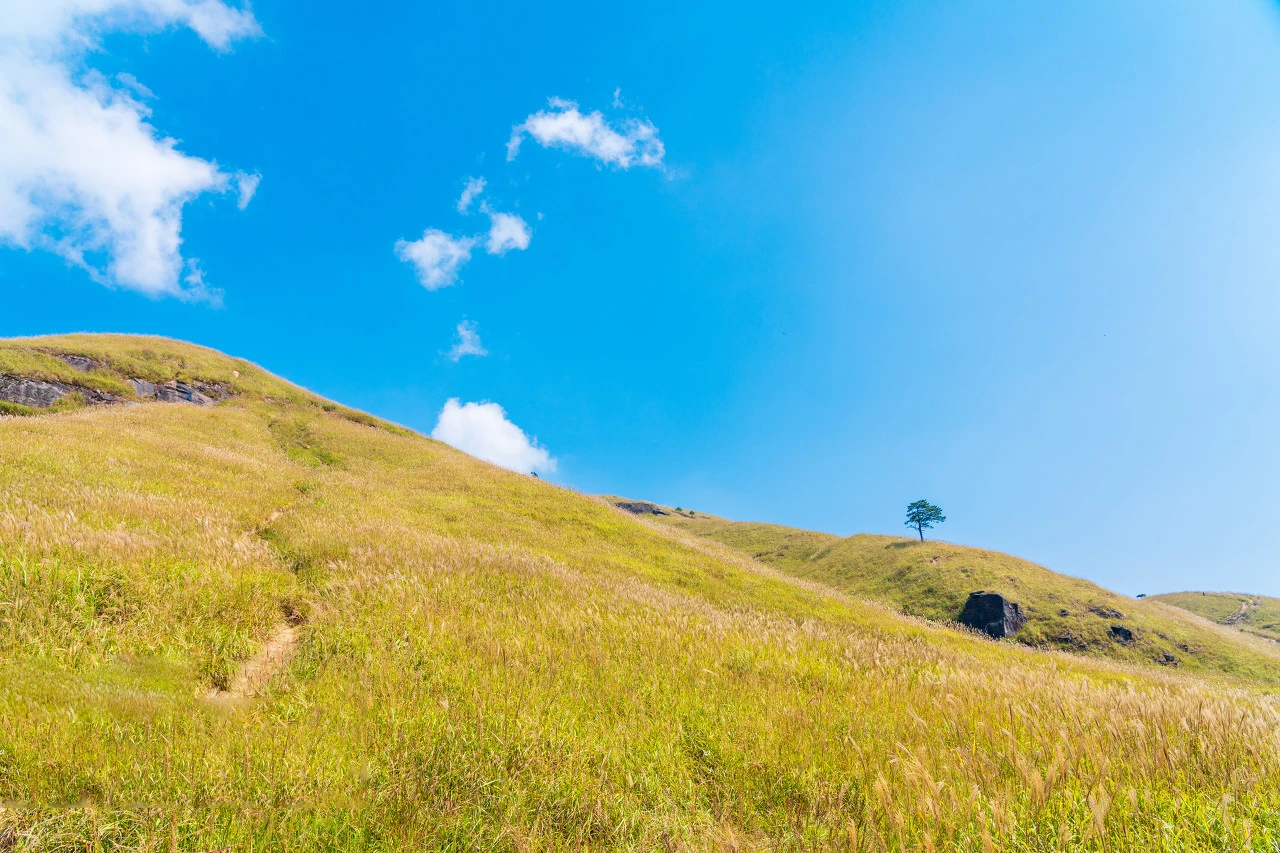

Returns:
447,320,487,361
0,0,261,300
506,98,665,170
234,171,260,210
484,209,530,255
395,229,476,290
431,398,556,474
456,176,485,213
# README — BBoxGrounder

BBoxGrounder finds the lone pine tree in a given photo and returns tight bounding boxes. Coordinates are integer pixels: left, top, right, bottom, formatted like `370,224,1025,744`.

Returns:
905,499,945,542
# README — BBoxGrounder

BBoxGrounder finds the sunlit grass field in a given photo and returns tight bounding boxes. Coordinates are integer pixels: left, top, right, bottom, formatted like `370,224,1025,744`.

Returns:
645,506,1280,683
2,335,1280,851
1153,591,1280,643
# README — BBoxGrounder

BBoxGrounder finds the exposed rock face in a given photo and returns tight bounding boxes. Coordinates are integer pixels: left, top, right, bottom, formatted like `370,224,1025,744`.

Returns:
0,376,72,408
1089,605,1124,619
1155,653,1179,666
55,354,99,373
1109,625,1134,645
128,378,229,407
958,591,1027,638
0,375,118,408
616,500,669,516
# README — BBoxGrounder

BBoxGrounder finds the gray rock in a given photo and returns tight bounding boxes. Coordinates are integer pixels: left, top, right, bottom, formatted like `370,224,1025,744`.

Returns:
156,381,214,406
0,375,118,408
1089,605,1125,619
958,591,1027,639
1155,652,1179,666
0,375,72,407
55,354,99,373
129,378,226,406
1109,625,1134,644
128,378,157,397
616,500,668,516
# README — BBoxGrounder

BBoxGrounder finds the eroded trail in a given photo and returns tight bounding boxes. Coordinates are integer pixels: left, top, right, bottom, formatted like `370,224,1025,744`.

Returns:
1226,598,1258,627
210,623,300,700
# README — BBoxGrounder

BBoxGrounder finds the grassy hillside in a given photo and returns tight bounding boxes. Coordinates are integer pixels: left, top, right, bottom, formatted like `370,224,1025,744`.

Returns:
2,336,1280,851
1151,591,1280,643
632,503,1280,683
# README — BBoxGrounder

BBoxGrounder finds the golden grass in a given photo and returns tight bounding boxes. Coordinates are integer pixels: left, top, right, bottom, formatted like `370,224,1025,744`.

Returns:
1,336,1279,851
1153,591,1280,643
643,505,1280,684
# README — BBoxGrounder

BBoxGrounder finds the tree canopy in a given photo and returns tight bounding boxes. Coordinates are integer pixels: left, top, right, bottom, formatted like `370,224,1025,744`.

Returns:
905,499,945,541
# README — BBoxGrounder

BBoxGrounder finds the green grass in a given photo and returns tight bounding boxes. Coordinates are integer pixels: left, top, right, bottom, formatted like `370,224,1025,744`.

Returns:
625,503,1280,684
1151,591,1280,643
2,336,1280,851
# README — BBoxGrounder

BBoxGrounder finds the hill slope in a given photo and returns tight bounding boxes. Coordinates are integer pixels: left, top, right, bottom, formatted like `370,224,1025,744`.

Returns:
3,336,1280,851
1151,591,1280,643
622,501,1280,682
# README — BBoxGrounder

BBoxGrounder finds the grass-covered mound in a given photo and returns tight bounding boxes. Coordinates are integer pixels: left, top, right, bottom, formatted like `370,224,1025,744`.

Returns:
627,504,1280,683
3,336,1280,851
1151,591,1280,643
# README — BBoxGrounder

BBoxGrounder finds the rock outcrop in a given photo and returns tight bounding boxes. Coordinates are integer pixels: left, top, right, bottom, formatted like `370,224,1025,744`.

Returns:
0,367,232,413
958,591,1027,639
55,354,99,373
1109,624,1134,645
616,500,669,516
128,379,227,407
0,375,118,408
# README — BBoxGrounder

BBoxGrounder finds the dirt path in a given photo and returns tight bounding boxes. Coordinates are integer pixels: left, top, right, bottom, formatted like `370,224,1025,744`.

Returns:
1225,598,1257,627
208,623,300,700
206,505,304,700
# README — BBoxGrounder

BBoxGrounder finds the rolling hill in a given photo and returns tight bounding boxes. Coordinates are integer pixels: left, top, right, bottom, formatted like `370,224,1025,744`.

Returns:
1151,591,1280,643
2,335,1279,851
614,500,1280,682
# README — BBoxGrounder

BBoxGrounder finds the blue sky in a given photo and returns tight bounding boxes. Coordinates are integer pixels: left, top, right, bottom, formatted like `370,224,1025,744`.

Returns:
4,0,1280,597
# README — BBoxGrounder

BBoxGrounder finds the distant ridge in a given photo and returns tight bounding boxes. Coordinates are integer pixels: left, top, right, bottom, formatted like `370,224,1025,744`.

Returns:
613,497,1280,681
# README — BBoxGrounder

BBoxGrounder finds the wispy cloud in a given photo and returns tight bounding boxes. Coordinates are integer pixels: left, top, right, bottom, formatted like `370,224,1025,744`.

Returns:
431,398,556,474
235,172,261,210
484,209,531,255
506,98,665,170
0,0,261,301
447,320,488,361
395,229,476,290
456,176,486,213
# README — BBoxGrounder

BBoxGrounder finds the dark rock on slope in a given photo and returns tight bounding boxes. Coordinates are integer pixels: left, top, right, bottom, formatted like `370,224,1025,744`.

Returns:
128,379,229,407
959,591,1027,638
0,375,118,408
616,501,669,516
1110,624,1135,644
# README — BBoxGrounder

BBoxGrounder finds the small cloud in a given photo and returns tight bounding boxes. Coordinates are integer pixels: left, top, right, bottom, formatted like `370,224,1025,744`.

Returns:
431,398,556,474
395,229,476,290
456,176,486,213
180,260,224,307
115,73,154,100
235,172,261,210
484,209,531,255
447,320,488,361
612,87,623,108
506,98,665,170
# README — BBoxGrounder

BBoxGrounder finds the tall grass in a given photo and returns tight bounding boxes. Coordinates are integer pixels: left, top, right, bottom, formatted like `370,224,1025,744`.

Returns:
652,511,1280,683
1,337,1279,851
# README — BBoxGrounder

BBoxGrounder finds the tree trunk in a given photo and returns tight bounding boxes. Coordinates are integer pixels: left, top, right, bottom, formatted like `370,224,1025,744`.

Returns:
917,525,923,542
